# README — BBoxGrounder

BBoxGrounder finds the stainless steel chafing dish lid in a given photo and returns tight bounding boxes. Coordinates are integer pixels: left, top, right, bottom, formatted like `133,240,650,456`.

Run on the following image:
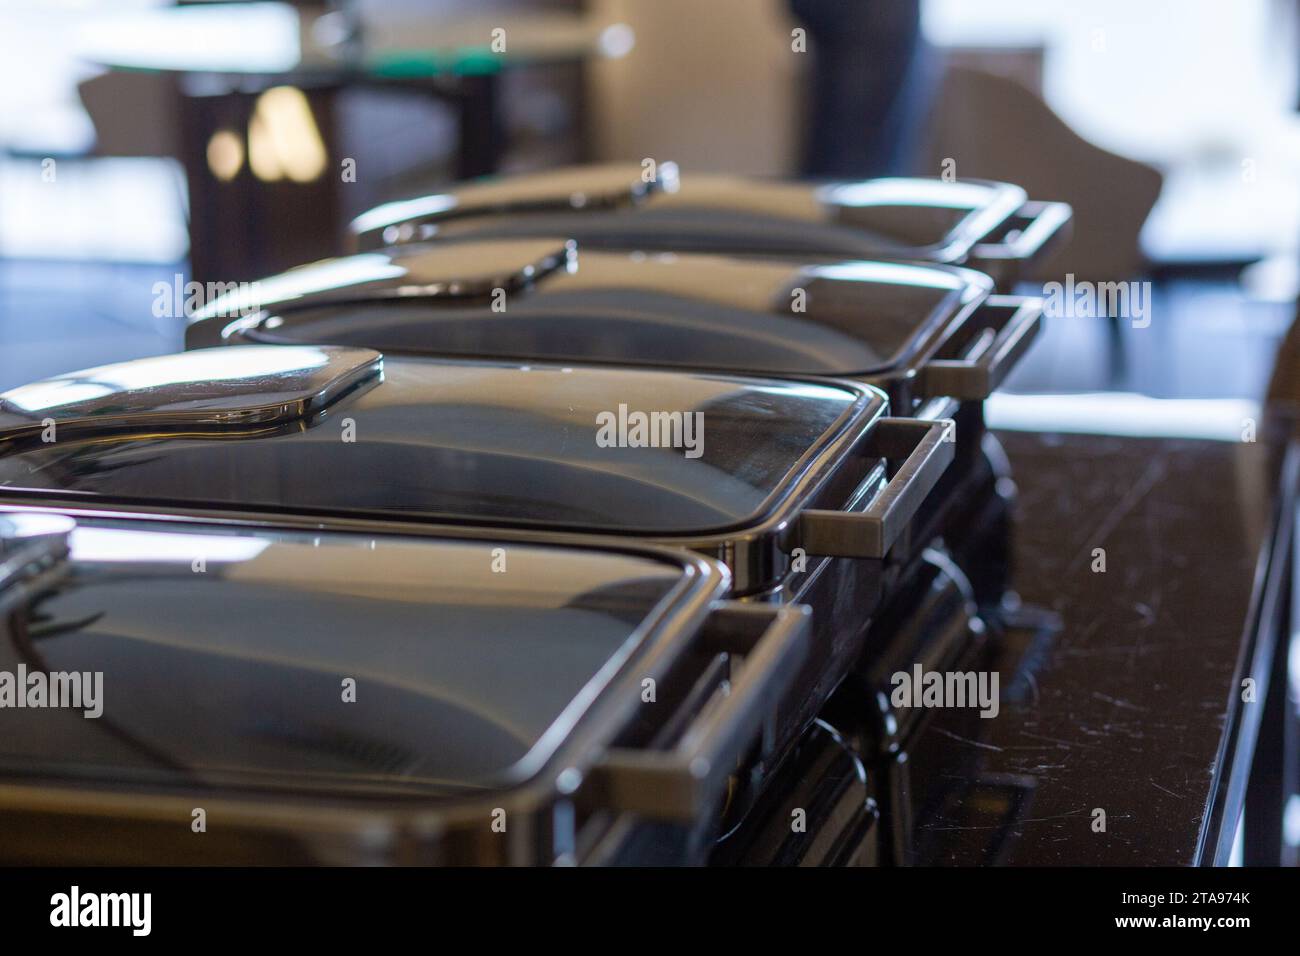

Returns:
351,164,677,247
0,346,889,537
189,239,1005,386
0,345,382,442
349,162,1065,270
0,511,810,863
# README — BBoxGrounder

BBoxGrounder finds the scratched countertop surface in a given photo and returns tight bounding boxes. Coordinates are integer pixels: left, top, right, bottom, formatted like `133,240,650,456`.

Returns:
899,277,1296,865
907,429,1278,864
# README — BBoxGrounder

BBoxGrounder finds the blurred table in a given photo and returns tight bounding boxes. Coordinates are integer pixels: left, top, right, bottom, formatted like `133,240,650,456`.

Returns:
76,2,626,282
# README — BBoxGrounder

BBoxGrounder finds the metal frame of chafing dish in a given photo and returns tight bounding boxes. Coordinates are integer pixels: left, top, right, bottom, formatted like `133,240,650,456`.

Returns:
0,505,813,866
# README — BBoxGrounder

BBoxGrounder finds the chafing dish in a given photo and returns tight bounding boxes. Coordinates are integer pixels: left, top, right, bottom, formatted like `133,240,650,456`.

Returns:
184,237,1042,418
348,163,1072,289
0,345,952,763
0,509,810,865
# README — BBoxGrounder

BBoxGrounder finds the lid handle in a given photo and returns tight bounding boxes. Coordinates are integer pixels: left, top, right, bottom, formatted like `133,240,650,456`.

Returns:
0,346,382,442
969,200,1073,272
351,163,677,249
920,295,1043,401
582,602,810,822
243,241,578,324
797,417,954,560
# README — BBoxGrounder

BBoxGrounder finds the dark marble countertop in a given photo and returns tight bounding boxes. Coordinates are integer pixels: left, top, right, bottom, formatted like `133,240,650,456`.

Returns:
905,426,1293,865
898,280,1299,865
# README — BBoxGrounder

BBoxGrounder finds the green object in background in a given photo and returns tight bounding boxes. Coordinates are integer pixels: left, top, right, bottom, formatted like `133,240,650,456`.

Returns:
368,47,503,79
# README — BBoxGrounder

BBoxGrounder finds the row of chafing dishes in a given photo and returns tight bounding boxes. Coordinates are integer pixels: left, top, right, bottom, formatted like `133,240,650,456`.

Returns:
0,163,1069,865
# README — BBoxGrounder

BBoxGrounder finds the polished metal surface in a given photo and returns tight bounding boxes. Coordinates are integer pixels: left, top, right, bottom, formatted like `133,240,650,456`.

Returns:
967,200,1074,287
0,351,872,536
0,512,76,595
0,511,75,559
350,165,672,243
711,719,879,866
205,240,579,320
0,507,822,865
0,349,925,597
0,344,948,807
798,418,953,559
0,346,382,443
187,240,1009,390
350,163,1034,268
0,518,695,795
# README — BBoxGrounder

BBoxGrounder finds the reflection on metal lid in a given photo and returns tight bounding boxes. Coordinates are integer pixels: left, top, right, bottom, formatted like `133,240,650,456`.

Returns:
201,254,407,319
0,346,382,440
818,178,1001,210
808,260,990,298
349,162,666,237
0,512,74,593
0,357,877,539
0,511,76,558
198,241,577,323
69,527,271,565
0,520,694,796
350,195,457,237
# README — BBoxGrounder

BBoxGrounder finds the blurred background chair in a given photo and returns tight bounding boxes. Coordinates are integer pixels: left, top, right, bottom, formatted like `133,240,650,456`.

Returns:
921,65,1163,282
